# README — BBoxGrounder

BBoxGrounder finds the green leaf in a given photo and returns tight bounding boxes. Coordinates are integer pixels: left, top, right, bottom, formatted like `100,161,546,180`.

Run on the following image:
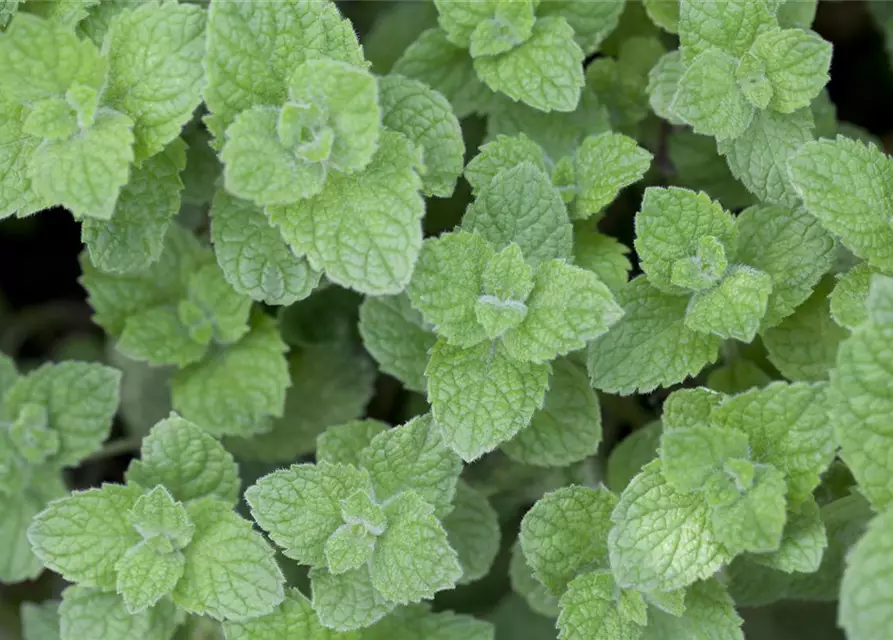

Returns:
463,163,572,268
671,50,753,141
0,99,44,218
830,262,876,330
751,497,826,573
502,357,603,467
268,130,425,296
831,275,893,511
538,0,624,52
393,28,496,119
173,498,284,621
464,134,549,197
502,260,623,363
360,414,462,518
683,267,773,342
210,191,320,306
379,74,464,197
509,539,560,617
245,461,372,566
660,426,750,493
443,480,500,585
9,404,58,465
634,187,737,295
662,388,725,430
360,293,436,393
426,339,550,461
434,0,501,48
180,262,252,346
127,414,240,505
310,565,396,631
117,306,206,368
667,130,755,210
58,586,178,640
171,314,289,437
29,110,135,220
363,604,495,640
707,360,772,394
587,277,722,394
340,489,387,534
224,588,356,640
734,204,836,329
839,507,893,640
788,136,893,271
407,230,494,347
606,421,661,493
641,579,743,640
203,0,365,140
557,570,646,640
644,0,680,33
520,485,617,595
22,97,78,140
609,460,731,592
678,0,776,63
738,28,831,114
482,242,535,303
474,17,584,112
763,277,847,381
0,472,65,584
572,133,652,219
128,485,193,549
28,484,143,590
20,600,60,640
82,138,186,275
710,381,833,506
647,51,686,125
115,535,185,614
572,226,632,294
325,524,376,576
101,1,205,161
369,491,462,603
717,107,814,208
316,420,389,468
4,362,120,467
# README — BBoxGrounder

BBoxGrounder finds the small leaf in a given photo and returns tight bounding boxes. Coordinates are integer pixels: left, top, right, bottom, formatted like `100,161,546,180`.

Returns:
683,266,773,342
115,536,185,614
572,132,652,219
317,420,390,468
128,485,193,549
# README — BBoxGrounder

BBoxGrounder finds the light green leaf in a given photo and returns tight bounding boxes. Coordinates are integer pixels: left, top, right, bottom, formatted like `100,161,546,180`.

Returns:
360,293,436,393
557,570,646,640
115,535,185,614
468,1,535,58
370,491,462,603
363,603,495,640
393,28,496,119
788,136,893,271
117,306,206,368
28,484,143,590
778,0,818,28
434,0,501,48
172,314,289,437
647,51,686,125
9,404,57,465
678,0,776,63
830,262,876,330
360,414,462,519
29,110,135,220
734,204,836,329
210,191,320,306
475,245,532,340
751,497,826,573
245,461,372,566
684,267,773,342
5,361,120,467
325,524,376,576
58,586,177,640
101,1,205,161
379,74,464,197
572,226,632,294
572,133,652,219
839,507,893,640
502,357,603,467
464,134,548,197
316,420,389,468
473,17,584,113
763,277,847,381
0,472,65,584
128,485,193,548
20,600,60,640
718,107,814,207
22,97,78,140
310,565,396,631
520,485,617,595
0,99,44,218
606,421,661,493
340,489,387,534
662,388,725,430
224,588,356,640
203,0,365,140
587,277,722,394
609,460,731,592
180,262,252,346
660,426,750,493
537,0,625,52
82,138,186,275
426,339,550,461
502,260,623,363
443,480,500,585
173,498,284,621
738,28,831,114
671,50,753,141
710,381,833,506
634,187,737,295
641,579,743,640
407,230,493,347
463,163,572,268
831,275,893,511
268,130,425,296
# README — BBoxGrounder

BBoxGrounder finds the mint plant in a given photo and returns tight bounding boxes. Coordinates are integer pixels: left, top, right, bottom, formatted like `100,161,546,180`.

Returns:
3,1,893,639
